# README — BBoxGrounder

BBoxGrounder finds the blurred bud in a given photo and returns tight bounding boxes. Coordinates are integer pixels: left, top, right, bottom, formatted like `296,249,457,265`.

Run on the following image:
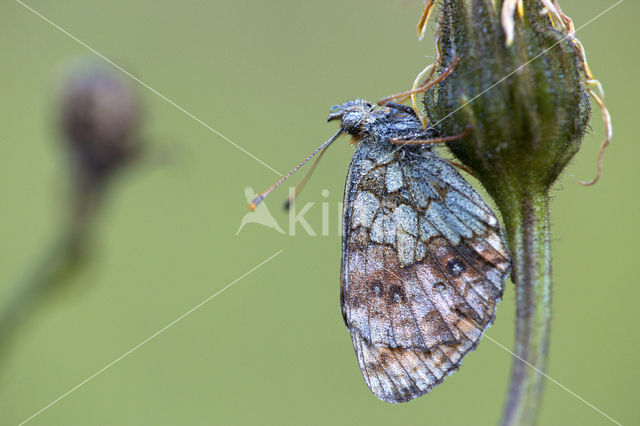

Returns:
60,65,141,188
422,0,590,204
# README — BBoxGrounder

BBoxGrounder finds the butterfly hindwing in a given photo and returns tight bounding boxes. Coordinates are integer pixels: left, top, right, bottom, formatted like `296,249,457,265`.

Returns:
340,138,510,403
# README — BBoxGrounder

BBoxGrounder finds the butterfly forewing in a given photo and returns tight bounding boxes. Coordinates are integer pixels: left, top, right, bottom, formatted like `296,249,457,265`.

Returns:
341,138,510,403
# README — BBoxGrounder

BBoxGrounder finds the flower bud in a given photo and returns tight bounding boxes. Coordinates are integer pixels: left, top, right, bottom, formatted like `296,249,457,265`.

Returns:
422,0,590,205
60,65,141,187
417,3,604,424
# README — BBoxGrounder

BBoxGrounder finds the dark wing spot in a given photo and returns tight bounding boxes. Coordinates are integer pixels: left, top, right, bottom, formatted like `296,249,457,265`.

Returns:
432,281,446,293
446,259,466,277
453,303,482,324
348,295,362,307
378,352,389,366
360,167,386,194
389,284,406,303
348,227,370,251
371,282,383,297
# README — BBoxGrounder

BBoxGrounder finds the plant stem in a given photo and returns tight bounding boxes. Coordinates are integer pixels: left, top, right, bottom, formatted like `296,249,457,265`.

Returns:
0,185,100,363
500,189,552,426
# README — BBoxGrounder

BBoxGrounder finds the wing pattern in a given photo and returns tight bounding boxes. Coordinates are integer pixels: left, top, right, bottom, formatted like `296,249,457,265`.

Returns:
341,139,511,403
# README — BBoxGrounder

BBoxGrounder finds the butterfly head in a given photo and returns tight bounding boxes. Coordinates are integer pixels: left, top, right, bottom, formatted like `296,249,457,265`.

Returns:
327,99,374,136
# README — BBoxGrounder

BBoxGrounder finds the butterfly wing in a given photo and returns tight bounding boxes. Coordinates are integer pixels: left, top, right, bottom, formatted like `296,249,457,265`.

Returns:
341,140,510,403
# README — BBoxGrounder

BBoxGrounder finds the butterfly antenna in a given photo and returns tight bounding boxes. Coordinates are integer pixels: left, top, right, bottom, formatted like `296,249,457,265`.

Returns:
249,129,343,211
283,141,331,211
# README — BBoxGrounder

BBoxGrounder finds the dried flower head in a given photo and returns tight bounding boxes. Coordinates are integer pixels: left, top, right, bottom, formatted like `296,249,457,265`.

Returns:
60,65,141,188
415,0,611,201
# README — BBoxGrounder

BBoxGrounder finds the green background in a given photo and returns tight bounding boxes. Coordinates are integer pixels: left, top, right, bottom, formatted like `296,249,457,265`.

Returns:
0,0,637,424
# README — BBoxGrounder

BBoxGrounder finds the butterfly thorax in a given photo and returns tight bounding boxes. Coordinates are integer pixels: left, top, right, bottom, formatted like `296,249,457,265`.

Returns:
328,99,437,147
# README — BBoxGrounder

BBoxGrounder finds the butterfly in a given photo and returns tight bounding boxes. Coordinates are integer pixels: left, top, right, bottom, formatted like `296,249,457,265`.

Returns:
251,99,511,403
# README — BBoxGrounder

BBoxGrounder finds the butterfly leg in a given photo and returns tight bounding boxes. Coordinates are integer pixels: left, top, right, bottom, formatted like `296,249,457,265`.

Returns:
389,125,473,146
383,102,418,117
376,57,461,107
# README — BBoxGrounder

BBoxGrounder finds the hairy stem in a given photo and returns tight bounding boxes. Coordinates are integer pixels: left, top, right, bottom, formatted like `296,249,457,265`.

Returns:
500,189,552,426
